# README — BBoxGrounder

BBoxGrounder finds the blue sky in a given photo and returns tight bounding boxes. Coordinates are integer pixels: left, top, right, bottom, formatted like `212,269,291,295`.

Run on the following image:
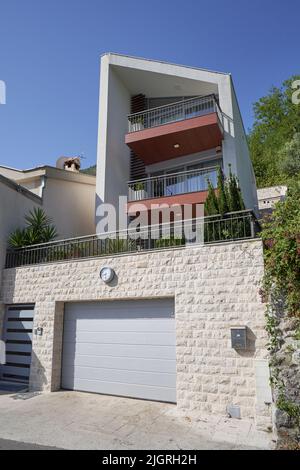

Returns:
0,0,298,170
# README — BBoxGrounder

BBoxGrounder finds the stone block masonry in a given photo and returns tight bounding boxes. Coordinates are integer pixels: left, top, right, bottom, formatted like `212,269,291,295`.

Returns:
0,239,272,430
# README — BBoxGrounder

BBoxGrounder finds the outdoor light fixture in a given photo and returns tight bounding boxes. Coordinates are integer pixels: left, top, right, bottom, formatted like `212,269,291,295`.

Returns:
174,143,180,149
100,266,115,283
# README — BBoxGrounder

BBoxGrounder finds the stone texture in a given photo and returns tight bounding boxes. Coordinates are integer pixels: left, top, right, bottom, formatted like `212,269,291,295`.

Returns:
0,239,272,429
269,299,300,446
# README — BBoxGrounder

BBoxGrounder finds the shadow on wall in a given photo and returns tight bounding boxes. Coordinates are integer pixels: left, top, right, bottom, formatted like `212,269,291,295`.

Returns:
29,350,47,392
235,328,257,358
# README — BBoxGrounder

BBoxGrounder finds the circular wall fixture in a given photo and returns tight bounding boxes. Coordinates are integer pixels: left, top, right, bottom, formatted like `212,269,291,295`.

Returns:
100,267,115,283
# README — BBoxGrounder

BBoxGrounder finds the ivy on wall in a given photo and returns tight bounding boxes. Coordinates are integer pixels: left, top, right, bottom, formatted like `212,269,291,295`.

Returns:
261,182,300,446
261,181,300,317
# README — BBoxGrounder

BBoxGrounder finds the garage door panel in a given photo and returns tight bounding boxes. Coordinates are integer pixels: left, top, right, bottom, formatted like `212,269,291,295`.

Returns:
70,379,176,403
69,343,176,360
62,299,176,403
64,331,175,346
62,354,176,374
64,318,175,333
65,300,173,318
62,366,176,388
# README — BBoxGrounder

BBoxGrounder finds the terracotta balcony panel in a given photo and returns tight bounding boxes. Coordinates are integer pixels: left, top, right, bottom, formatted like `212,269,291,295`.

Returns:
125,113,223,165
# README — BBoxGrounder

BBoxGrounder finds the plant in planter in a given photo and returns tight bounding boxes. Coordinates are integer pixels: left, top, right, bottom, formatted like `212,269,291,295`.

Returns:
131,116,145,132
8,208,58,248
133,181,146,200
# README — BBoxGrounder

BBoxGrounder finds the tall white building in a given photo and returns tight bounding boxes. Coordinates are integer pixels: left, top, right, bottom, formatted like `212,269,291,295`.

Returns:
96,53,258,224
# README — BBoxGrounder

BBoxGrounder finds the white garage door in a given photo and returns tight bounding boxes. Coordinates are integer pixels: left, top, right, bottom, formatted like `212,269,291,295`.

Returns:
61,299,176,403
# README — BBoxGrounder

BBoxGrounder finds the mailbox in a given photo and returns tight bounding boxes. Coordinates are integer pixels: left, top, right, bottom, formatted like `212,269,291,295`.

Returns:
231,327,247,350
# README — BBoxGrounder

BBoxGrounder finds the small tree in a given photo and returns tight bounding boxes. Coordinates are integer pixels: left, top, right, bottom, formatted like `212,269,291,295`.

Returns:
204,167,247,242
226,165,245,212
204,179,219,215
204,166,245,216
8,208,58,248
278,133,300,178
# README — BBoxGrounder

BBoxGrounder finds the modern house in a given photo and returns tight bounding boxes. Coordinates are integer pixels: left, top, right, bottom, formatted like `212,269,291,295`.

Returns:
96,53,258,225
0,55,273,430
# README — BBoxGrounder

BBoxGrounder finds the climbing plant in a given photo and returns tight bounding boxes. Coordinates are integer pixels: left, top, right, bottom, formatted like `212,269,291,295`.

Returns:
261,181,300,317
261,181,300,445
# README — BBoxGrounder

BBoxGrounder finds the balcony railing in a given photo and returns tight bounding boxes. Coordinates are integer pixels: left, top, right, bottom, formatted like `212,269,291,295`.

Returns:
5,211,259,269
128,94,223,133
128,166,218,202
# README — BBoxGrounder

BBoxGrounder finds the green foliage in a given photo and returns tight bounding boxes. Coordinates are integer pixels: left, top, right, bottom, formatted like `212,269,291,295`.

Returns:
204,179,219,215
8,208,58,248
155,236,185,248
81,165,96,176
278,133,300,177
262,183,300,434
216,168,229,214
226,167,245,212
261,181,300,316
204,167,245,216
248,75,300,187
203,167,248,243
265,306,281,352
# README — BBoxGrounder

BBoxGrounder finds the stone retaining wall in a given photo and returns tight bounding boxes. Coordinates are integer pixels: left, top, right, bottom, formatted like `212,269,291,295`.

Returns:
0,240,272,429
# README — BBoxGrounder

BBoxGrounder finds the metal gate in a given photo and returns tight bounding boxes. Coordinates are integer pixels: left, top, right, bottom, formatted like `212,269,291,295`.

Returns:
0,305,35,383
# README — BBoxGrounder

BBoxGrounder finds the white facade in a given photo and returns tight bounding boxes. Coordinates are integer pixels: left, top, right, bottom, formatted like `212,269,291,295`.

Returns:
96,53,259,222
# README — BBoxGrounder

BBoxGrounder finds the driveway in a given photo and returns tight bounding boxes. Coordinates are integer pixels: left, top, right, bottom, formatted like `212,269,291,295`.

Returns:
0,390,274,450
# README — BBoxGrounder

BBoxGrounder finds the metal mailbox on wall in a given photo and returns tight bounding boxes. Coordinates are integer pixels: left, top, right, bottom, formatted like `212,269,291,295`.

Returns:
231,327,247,350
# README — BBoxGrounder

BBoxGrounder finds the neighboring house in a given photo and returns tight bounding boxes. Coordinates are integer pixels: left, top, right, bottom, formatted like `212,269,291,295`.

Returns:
257,185,287,218
0,160,96,239
96,53,258,223
0,158,96,301
0,175,41,288
0,55,273,432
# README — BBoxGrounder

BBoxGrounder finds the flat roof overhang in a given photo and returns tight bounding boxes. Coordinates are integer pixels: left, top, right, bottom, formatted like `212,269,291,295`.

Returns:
125,113,223,165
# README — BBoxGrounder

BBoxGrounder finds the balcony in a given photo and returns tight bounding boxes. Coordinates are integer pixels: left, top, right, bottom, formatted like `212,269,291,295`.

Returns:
5,211,259,268
125,95,224,164
128,166,218,202
127,166,219,215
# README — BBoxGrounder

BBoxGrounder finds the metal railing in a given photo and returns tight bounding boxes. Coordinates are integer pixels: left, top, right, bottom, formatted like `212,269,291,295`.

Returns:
128,166,219,202
5,211,259,268
128,94,223,133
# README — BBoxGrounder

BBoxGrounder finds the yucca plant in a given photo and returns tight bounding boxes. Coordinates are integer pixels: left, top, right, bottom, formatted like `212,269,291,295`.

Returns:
8,208,58,248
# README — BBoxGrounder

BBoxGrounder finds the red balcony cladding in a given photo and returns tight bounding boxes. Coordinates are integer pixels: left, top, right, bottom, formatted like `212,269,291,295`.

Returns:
125,113,223,165
127,190,209,217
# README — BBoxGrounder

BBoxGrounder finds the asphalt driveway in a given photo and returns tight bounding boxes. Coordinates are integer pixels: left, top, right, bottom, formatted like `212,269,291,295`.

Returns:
0,390,273,450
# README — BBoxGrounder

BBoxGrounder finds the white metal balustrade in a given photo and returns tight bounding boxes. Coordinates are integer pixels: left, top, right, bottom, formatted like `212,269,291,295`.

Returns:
128,94,223,133
128,166,219,202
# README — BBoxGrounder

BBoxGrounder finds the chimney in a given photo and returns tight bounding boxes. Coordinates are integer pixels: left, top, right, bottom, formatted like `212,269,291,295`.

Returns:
56,156,81,172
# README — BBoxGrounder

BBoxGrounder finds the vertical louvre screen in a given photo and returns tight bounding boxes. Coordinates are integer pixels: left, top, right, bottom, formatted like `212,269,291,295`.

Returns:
130,94,146,180
0,305,35,383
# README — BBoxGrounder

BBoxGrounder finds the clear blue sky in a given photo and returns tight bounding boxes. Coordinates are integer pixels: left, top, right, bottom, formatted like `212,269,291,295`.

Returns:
0,0,298,170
